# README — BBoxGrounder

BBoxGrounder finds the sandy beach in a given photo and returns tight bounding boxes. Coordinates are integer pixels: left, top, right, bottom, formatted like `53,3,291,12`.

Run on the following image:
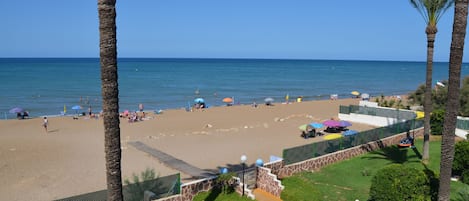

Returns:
0,98,377,201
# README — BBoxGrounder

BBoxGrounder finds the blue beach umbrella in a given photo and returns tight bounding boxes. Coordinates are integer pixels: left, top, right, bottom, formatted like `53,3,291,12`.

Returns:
310,122,324,129
71,105,82,114
194,98,205,103
71,105,82,110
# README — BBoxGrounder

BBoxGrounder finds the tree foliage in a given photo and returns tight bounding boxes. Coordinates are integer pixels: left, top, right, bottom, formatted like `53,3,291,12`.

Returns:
408,76,469,117
453,140,469,184
430,109,445,135
369,164,431,201
460,76,469,116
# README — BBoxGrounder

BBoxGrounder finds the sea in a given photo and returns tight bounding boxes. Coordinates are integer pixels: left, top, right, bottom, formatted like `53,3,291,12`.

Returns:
1,58,469,119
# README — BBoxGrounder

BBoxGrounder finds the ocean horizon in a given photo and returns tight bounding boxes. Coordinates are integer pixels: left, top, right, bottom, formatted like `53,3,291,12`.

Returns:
1,58,469,119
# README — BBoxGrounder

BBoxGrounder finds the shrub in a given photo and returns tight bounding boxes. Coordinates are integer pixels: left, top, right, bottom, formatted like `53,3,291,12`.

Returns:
455,186,469,201
215,172,236,193
453,140,469,183
369,164,430,201
430,109,445,135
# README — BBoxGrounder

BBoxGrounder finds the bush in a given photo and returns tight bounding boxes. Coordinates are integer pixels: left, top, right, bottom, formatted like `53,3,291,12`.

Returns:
455,186,469,201
369,164,430,201
215,172,236,193
454,140,469,184
430,109,445,135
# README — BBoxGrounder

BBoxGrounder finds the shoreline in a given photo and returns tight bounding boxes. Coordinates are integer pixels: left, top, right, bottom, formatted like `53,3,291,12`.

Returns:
1,92,411,120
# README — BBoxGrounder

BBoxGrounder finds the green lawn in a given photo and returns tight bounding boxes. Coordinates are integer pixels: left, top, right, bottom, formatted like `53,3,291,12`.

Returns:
281,138,469,201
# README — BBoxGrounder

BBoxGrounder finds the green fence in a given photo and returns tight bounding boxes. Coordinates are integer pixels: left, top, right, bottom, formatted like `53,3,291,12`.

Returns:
282,119,424,165
339,105,416,120
457,118,469,130
55,173,181,201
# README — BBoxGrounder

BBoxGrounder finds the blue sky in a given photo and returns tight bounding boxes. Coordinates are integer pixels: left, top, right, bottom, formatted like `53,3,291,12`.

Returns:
0,0,467,61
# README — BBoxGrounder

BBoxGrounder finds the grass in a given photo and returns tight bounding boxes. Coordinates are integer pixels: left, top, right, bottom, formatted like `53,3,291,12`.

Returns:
281,138,469,201
193,188,255,201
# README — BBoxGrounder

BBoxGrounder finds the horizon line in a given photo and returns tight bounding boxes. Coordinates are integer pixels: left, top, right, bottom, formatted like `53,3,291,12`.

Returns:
0,57,451,63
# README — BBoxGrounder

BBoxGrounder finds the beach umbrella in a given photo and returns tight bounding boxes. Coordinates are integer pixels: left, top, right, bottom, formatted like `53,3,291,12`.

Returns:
310,122,324,129
71,105,82,110
222,97,233,103
338,120,352,127
360,93,370,99
264,97,274,103
194,98,205,103
351,91,360,96
343,130,359,136
323,119,340,127
9,107,24,114
71,105,82,114
298,124,308,131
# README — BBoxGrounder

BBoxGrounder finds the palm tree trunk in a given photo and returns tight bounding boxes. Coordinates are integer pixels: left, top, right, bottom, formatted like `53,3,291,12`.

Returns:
438,1,468,200
98,0,123,200
422,28,436,163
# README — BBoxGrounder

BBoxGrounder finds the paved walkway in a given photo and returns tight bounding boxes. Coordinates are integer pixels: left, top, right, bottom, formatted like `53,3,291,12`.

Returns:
128,141,214,179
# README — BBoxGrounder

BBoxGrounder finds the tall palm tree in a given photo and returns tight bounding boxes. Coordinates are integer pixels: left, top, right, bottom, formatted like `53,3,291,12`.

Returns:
438,1,468,200
410,0,454,163
98,0,123,200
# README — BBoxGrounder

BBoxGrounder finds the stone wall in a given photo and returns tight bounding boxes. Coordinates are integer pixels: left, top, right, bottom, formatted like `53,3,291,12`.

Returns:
276,128,423,178
264,160,284,176
256,166,284,197
153,177,216,201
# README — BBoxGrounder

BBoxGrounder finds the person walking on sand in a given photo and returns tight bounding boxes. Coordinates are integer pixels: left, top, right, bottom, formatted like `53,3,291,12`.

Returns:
43,117,48,132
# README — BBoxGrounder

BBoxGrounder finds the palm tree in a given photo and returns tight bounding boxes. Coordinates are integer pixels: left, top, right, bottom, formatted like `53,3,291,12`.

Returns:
438,1,469,200
98,0,123,200
410,0,454,163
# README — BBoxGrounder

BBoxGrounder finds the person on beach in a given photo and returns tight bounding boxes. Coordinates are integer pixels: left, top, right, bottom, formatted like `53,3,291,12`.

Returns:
88,106,92,116
139,103,144,112
43,117,48,132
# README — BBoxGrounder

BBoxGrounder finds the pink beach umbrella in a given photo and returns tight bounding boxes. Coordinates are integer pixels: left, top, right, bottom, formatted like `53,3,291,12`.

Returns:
323,120,340,127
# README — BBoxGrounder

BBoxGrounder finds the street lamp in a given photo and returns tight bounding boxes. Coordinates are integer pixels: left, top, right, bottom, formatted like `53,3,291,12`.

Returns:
240,154,247,196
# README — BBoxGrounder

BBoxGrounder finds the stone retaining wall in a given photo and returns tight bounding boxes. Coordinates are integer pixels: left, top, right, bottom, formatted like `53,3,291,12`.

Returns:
153,177,216,201
256,166,284,197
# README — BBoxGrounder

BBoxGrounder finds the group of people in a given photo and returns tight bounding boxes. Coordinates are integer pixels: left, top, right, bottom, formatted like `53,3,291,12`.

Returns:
16,111,29,120
124,111,146,123
192,102,206,111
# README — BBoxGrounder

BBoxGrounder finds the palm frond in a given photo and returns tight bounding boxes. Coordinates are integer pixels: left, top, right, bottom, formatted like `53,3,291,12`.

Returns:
409,0,454,26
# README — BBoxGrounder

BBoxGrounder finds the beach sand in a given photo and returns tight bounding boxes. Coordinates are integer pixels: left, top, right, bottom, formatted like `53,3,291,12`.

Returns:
0,98,376,201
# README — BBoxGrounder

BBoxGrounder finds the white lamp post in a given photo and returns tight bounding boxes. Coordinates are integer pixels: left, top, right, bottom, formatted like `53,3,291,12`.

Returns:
240,154,247,196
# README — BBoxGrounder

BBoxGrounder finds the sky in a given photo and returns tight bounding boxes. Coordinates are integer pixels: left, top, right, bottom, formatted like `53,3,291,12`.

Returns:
0,0,467,62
